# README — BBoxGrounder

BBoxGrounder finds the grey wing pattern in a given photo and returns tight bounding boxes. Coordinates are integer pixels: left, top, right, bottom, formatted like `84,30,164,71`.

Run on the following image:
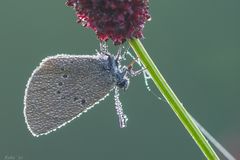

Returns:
24,54,115,136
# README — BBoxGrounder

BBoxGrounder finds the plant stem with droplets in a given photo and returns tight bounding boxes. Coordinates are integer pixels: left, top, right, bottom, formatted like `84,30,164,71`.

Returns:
128,38,219,160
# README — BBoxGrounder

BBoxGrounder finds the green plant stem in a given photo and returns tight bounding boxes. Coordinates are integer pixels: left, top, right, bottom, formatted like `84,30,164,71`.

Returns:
128,38,219,160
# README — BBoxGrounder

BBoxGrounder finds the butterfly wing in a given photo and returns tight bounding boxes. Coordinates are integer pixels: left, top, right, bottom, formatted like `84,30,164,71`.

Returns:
24,54,115,136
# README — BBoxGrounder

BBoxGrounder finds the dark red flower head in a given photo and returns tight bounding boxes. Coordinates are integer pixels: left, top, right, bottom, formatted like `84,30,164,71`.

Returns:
66,0,151,45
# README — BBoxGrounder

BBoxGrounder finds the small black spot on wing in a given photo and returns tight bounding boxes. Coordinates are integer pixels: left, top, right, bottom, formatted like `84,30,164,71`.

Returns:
62,74,68,78
73,97,78,101
81,99,86,104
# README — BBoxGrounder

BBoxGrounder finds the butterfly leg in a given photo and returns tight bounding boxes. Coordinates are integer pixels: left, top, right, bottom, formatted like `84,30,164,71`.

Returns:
99,42,111,56
114,45,126,63
127,58,147,77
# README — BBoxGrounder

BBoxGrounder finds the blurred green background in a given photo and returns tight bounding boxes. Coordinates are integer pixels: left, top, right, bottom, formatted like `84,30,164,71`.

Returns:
0,0,239,159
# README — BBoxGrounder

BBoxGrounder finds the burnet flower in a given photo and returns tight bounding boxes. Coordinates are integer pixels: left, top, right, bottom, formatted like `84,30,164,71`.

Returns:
66,0,151,44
